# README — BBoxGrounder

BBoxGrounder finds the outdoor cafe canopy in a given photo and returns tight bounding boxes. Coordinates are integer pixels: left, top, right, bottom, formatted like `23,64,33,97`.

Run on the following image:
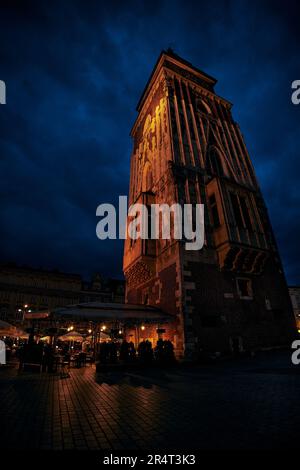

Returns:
54,302,173,324
0,321,28,338
0,319,15,334
0,320,19,336
58,331,84,342
85,332,110,341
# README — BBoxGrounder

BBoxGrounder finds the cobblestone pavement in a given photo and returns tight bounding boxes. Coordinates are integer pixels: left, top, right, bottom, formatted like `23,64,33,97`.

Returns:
0,350,299,450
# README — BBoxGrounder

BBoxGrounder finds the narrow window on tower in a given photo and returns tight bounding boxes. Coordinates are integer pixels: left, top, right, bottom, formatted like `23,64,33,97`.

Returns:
209,194,220,228
147,204,152,239
145,204,156,255
236,278,253,299
169,92,181,164
130,213,138,248
189,182,197,204
175,78,191,165
230,192,243,227
189,183,198,233
239,196,253,232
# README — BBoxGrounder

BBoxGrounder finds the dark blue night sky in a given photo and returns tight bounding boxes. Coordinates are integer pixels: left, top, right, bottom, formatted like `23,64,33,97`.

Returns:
0,0,299,283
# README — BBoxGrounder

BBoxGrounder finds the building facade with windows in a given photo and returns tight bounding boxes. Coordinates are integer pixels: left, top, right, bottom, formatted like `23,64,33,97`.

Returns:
123,50,296,358
0,263,125,323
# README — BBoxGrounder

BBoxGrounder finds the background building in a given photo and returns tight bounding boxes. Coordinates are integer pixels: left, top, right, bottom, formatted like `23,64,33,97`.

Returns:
289,286,300,329
0,263,124,323
123,49,296,359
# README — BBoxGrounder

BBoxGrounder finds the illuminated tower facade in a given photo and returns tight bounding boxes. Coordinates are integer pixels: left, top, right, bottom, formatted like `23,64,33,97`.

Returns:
123,50,295,358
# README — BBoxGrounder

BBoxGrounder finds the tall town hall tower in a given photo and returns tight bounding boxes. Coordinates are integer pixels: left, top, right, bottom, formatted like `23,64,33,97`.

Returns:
123,50,295,358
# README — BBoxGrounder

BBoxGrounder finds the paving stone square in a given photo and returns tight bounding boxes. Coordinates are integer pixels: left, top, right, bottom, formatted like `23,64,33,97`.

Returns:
0,350,299,450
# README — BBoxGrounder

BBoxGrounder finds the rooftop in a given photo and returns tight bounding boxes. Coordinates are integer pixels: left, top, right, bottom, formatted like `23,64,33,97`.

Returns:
54,301,173,322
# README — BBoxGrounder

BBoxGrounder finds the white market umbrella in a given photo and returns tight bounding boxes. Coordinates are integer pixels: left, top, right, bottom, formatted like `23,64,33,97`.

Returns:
0,320,17,336
58,331,84,342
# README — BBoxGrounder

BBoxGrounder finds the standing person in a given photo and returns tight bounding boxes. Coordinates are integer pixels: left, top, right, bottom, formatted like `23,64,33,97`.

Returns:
155,339,164,363
128,341,136,361
120,340,129,361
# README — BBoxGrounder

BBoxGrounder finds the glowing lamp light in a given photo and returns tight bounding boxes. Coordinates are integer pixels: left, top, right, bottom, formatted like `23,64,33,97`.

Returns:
18,309,22,312
24,304,28,308
28,309,32,313
141,325,145,331
102,325,106,331
118,330,122,335
88,329,92,334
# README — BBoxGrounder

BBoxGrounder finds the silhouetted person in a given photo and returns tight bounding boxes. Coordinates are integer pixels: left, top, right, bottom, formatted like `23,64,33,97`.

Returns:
120,340,130,361
138,340,153,365
99,341,108,364
109,342,118,363
128,341,136,362
43,343,54,373
154,339,164,363
155,339,175,365
164,340,175,364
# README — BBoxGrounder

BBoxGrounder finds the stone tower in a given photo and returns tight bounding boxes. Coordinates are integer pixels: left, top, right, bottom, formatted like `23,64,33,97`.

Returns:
123,50,295,359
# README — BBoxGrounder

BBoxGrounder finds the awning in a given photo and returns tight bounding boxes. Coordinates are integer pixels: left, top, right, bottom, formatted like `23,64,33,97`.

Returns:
54,302,173,323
